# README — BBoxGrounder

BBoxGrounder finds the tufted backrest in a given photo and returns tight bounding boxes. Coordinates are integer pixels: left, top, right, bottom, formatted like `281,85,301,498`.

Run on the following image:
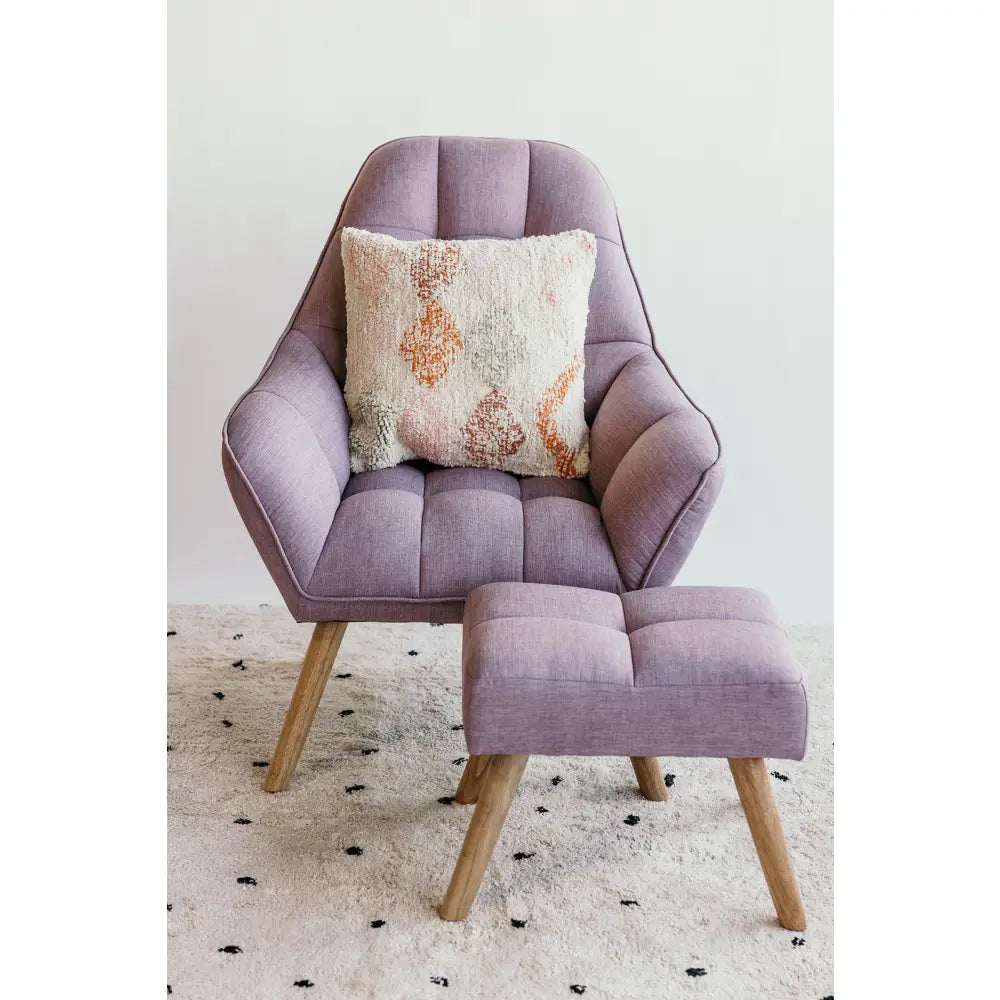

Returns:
291,136,655,423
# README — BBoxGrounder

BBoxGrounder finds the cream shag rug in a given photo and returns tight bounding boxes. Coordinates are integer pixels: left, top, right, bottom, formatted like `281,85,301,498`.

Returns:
167,606,833,1000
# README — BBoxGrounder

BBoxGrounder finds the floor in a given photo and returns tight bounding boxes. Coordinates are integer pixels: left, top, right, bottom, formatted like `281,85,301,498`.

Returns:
167,605,833,1000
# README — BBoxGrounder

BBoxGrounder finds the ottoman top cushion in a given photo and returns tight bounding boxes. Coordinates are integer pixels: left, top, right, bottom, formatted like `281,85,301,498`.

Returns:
461,583,807,760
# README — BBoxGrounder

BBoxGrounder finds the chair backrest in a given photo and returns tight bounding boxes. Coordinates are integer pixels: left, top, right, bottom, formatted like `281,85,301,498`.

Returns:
290,136,655,423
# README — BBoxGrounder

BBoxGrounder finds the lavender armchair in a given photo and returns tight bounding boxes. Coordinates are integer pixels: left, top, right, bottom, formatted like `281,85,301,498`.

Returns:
222,137,722,791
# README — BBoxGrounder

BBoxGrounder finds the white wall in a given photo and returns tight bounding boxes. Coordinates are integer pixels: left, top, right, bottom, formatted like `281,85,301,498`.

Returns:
168,0,831,622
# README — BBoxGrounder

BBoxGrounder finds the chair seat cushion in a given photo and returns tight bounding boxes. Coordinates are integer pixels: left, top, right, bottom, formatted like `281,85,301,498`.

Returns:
306,465,622,621
462,583,807,760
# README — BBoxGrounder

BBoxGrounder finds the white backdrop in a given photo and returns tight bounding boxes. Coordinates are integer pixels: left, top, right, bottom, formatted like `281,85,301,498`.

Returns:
168,0,831,622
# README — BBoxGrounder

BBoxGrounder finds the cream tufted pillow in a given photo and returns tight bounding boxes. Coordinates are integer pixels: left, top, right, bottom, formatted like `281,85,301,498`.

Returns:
342,227,596,478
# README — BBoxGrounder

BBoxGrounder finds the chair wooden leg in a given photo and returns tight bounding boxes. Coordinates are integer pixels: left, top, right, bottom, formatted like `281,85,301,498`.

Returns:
454,754,492,804
262,621,348,793
630,756,669,801
728,757,807,930
439,754,528,920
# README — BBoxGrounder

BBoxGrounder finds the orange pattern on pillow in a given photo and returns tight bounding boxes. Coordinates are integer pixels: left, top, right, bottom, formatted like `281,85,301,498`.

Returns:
399,300,464,387
536,354,585,477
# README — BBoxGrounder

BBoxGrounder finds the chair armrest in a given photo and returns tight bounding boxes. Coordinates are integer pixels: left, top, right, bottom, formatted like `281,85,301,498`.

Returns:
222,330,351,616
589,350,722,590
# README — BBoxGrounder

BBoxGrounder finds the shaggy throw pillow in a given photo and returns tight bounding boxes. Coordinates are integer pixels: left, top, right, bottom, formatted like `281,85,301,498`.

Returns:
342,227,597,478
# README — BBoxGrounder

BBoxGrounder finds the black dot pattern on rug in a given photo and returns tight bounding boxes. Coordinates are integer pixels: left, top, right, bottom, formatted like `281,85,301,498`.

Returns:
408,650,419,656
339,709,355,717
370,919,385,928
792,936,805,947
624,814,640,826
430,977,448,987
232,659,245,670
167,744,173,752
510,918,527,928
771,771,790,782
451,724,463,730
513,852,536,861
233,817,252,825
551,775,562,786
233,633,243,639
685,968,706,977
570,987,586,995
236,876,257,885
167,903,172,911
361,747,379,756
252,761,269,767
293,980,314,988
213,691,225,700
536,805,549,813
221,719,233,728
335,672,352,679
430,622,443,627
437,796,455,805
620,899,639,907
345,846,363,856
167,630,177,637
218,945,242,954
663,773,675,788
452,757,467,766
346,784,365,794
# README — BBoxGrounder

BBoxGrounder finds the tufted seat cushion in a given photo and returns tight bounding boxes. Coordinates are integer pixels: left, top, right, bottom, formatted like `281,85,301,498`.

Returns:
462,583,808,760
306,465,622,623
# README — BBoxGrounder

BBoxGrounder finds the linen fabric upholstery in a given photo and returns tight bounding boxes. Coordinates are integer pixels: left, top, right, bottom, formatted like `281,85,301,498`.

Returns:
462,583,808,760
342,227,596,477
222,137,723,623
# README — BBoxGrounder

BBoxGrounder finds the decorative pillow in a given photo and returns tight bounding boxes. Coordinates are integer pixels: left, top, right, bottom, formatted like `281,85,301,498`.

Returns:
341,227,597,478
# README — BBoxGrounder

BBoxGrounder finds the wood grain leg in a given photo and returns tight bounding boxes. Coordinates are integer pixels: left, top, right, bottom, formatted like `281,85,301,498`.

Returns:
439,754,528,920
728,757,807,930
630,757,669,801
454,755,492,804
262,621,348,793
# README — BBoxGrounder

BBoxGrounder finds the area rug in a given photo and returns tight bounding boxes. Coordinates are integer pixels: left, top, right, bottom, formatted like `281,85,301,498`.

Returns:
167,605,833,999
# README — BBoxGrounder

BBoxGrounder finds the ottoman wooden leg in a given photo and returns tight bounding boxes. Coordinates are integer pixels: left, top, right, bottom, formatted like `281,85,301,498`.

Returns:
630,757,669,801
455,754,492,804
728,757,807,930
439,754,529,920
262,621,348,793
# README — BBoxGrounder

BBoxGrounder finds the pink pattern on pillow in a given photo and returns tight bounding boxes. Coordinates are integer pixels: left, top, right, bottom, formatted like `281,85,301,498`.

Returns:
410,242,462,303
398,392,454,466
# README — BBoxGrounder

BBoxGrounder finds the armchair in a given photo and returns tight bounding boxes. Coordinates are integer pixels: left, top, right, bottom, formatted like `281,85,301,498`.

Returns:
223,137,722,791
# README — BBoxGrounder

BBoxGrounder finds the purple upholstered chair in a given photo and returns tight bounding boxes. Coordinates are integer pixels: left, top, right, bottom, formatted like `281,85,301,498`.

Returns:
222,137,723,792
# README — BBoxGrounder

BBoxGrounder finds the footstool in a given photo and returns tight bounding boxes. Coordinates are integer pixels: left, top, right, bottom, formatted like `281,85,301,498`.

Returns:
440,582,808,930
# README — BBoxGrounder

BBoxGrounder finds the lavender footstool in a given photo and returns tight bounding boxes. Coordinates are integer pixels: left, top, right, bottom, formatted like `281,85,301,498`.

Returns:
440,583,808,929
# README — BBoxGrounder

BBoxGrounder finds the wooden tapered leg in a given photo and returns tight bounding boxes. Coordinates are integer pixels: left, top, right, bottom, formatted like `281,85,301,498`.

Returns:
728,757,807,930
439,754,528,920
262,621,348,793
454,755,492,804
630,756,669,801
